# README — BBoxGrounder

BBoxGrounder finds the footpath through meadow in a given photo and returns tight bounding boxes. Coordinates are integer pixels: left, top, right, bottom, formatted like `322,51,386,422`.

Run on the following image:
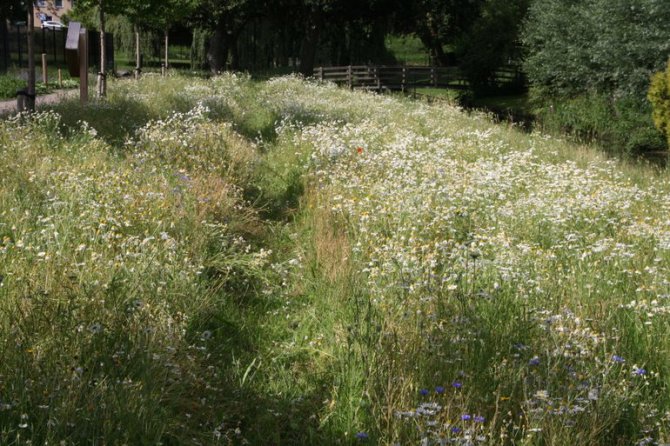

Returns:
0,89,77,115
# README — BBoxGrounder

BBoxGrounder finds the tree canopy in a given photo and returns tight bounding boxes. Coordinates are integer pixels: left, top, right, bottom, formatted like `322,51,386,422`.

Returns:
522,0,670,98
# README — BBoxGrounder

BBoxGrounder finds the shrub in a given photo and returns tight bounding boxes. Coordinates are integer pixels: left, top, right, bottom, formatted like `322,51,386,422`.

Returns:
535,90,666,155
0,75,25,100
648,60,670,149
523,0,670,99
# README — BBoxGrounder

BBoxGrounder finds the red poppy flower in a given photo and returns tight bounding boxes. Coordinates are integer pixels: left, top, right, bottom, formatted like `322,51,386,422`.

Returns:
356,147,364,154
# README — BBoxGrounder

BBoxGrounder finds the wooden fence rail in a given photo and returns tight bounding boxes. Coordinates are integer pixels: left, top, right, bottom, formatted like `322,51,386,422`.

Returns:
313,65,523,91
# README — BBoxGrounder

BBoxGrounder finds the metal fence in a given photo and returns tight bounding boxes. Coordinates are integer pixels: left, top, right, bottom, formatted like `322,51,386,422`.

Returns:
0,24,114,73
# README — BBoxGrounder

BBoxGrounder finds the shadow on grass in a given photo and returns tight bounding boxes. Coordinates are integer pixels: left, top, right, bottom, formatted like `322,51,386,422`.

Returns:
182,278,337,444
50,96,157,149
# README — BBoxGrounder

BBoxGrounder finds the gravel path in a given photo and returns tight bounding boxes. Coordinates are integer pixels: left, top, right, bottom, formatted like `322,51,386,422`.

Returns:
0,89,79,116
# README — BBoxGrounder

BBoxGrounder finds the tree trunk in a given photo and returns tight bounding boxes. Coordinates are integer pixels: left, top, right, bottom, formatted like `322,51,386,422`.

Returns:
229,31,240,70
163,28,169,74
134,25,141,79
277,28,288,67
207,26,229,73
299,9,322,77
1,19,9,72
26,3,35,111
417,30,448,67
97,0,106,97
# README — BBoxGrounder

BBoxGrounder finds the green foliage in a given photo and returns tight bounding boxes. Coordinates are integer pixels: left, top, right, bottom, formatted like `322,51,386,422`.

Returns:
0,73,79,101
522,0,670,99
534,90,665,154
456,0,529,93
106,14,148,58
190,28,210,70
0,75,26,100
0,0,23,21
384,34,430,65
648,60,670,149
522,0,670,154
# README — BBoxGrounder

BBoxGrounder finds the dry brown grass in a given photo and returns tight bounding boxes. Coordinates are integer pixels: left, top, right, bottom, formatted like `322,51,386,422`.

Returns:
312,197,352,284
191,173,264,239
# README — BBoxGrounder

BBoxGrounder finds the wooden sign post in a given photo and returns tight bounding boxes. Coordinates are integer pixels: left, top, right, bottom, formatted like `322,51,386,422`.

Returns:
65,22,88,105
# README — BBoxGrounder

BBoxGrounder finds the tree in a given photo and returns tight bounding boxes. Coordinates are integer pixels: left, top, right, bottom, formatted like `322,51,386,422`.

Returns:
0,0,24,22
26,1,35,111
190,0,258,73
72,0,130,97
456,0,529,92
392,0,484,66
522,0,670,99
126,0,197,75
648,60,670,148
522,0,670,154
1,1,35,110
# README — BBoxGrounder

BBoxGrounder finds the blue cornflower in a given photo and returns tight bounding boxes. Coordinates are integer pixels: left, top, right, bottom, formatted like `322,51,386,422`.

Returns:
452,381,462,389
419,388,429,396
355,432,369,441
528,356,540,366
435,386,445,394
461,414,471,421
451,426,462,434
633,367,647,376
474,415,486,423
612,355,625,363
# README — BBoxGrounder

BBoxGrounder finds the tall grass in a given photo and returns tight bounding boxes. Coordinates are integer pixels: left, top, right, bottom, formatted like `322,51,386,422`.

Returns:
1,73,670,445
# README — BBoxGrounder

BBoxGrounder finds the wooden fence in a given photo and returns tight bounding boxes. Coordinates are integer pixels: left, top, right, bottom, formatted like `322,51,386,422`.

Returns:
313,65,524,91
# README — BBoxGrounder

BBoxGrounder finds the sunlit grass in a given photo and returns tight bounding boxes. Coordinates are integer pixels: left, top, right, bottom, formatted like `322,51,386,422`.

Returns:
1,74,670,445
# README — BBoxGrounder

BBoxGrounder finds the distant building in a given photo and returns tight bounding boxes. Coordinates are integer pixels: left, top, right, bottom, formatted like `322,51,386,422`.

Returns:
34,0,75,26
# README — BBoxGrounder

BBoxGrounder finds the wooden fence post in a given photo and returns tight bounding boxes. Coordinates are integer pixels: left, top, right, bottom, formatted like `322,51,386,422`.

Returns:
431,66,437,87
318,66,323,81
347,65,352,90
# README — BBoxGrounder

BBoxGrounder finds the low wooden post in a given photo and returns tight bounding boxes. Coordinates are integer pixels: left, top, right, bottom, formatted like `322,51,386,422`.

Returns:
402,66,406,92
375,66,380,91
57,68,62,87
319,66,323,81
41,53,48,86
347,65,352,90
412,70,417,100
161,63,166,77
431,66,436,87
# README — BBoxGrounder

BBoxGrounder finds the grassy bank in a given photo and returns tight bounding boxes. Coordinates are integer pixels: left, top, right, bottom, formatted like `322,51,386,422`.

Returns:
2,74,670,445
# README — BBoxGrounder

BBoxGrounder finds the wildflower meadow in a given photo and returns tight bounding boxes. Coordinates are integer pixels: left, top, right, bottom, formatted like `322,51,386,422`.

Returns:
1,74,670,445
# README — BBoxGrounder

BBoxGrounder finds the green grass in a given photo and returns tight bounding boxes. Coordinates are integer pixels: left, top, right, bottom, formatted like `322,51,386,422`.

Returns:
0,67,79,100
2,74,670,445
469,93,531,112
385,34,431,66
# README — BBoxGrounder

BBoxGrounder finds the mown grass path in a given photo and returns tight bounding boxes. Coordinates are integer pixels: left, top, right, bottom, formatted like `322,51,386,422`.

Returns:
0,89,77,116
